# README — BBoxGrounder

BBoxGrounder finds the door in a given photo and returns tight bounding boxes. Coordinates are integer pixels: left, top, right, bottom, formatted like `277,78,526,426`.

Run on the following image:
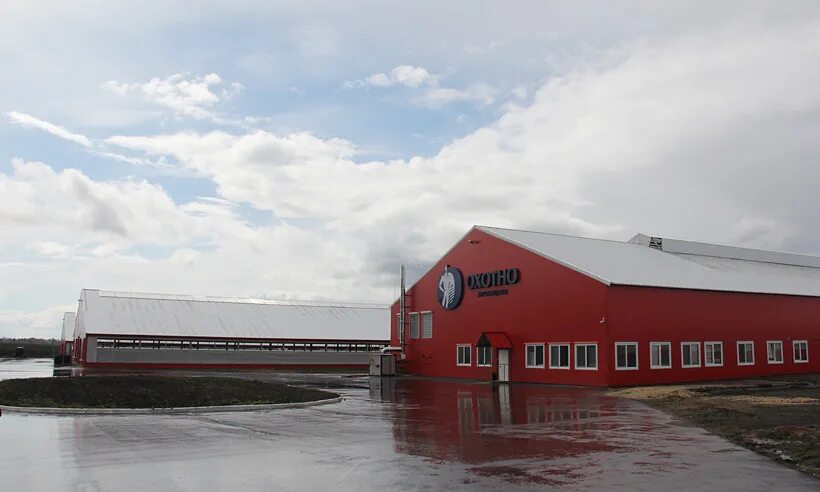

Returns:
497,349,510,383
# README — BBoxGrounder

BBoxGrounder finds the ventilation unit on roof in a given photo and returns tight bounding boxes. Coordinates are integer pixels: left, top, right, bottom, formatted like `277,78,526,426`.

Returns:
648,236,663,250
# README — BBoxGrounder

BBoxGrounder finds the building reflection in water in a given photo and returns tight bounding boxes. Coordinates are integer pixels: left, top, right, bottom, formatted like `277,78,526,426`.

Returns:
370,377,627,472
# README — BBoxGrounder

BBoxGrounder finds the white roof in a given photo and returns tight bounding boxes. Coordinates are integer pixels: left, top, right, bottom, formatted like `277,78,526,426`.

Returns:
479,226,820,297
76,289,390,340
61,312,76,341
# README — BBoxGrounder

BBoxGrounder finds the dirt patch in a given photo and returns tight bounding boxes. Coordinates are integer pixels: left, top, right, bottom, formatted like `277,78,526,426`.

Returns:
611,374,820,480
0,375,338,408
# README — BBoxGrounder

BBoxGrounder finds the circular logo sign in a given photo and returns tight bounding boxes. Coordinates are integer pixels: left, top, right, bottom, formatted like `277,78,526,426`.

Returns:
437,266,463,310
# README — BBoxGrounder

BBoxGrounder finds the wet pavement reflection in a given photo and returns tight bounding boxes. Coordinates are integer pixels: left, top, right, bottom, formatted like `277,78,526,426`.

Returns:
0,361,817,490
0,357,56,380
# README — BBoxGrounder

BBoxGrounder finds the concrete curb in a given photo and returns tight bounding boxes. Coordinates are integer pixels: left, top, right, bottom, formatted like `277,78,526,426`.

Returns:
0,395,344,416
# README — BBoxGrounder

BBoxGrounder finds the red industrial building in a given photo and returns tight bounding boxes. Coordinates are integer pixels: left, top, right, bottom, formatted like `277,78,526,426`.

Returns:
390,226,819,386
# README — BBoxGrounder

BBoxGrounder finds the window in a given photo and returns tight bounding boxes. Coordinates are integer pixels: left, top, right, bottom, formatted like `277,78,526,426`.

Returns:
737,341,755,365
575,343,598,370
421,312,433,338
615,342,638,370
681,342,701,368
525,344,545,368
456,345,471,366
704,342,723,367
793,340,809,363
650,342,671,369
549,344,570,369
476,346,492,367
409,312,420,339
766,340,783,364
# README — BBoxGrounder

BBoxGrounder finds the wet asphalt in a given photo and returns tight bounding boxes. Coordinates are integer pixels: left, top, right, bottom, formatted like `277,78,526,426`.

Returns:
0,359,817,491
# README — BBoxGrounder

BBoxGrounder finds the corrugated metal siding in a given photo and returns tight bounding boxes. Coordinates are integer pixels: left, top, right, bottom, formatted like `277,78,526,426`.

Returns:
480,226,820,297
80,290,390,340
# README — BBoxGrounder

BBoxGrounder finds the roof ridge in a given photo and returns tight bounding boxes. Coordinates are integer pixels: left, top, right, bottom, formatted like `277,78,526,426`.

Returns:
479,226,820,264
652,235,820,261
476,225,636,247
95,290,388,310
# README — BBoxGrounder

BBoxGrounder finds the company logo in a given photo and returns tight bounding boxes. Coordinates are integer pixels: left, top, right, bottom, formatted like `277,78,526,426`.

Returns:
437,266,463,310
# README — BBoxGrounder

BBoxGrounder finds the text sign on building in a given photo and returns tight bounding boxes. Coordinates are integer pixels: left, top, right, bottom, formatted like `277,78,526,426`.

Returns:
468,268,520,299
466,268,520,289
438,266,519,309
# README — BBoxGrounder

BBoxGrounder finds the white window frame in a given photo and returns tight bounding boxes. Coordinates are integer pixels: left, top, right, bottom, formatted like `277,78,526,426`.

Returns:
574,343,598,371
681,342,701,368
456,344,472,367
704,341,724,367
793,340,809,363
649,342,672,369
766,340,784,364
525,343,545,369
615,342,639,371
737,341,755,366
548,343,571,369
476,346,492,367
420,311,433,339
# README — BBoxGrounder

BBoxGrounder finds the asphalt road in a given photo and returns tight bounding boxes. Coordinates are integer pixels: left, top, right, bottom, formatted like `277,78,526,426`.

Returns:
0,359,817,491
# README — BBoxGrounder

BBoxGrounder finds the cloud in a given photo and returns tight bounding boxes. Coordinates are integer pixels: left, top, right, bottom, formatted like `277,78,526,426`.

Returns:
413,83,498,108
4,111,174,170
0,304,76,338
101,73,243,121
510,85,528,100
0,158,240,245
345,65,438,89
6,111,92,147
6,11,820,339
28,241,72,259
464,40,499,54
345,65,497,108
106,16,820,275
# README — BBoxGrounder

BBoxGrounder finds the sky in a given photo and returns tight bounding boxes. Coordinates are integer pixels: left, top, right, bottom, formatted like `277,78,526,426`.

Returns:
2,1,820,337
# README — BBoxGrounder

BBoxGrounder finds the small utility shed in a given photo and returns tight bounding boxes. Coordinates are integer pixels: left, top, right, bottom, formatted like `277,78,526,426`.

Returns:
72,289,390,368
391,226,819,386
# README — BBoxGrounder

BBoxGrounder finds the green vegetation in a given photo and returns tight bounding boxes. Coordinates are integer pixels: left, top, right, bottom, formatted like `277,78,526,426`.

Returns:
0,375,338,408
0,338,58,358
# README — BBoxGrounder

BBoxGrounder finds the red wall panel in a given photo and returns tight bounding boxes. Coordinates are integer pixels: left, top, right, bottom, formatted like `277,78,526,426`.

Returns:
605,286,820,386
391,228,610,386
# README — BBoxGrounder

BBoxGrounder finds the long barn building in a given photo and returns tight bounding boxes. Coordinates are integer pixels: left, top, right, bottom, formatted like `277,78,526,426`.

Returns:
391,226,819,386
70,289,390,369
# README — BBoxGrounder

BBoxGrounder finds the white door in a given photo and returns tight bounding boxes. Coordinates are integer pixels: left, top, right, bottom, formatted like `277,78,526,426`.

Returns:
497,349,510,383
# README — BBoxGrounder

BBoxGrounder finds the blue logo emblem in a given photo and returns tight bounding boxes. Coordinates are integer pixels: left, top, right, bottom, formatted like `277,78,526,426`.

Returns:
437,266,463,310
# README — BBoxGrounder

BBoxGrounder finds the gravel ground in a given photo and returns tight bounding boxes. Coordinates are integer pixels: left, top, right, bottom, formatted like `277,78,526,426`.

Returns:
611,374,820,480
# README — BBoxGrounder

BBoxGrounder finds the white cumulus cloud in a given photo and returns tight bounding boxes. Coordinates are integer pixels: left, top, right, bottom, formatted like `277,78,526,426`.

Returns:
102,73,243,121
345,65,497,108
345,65,438,89
106,16,820,279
